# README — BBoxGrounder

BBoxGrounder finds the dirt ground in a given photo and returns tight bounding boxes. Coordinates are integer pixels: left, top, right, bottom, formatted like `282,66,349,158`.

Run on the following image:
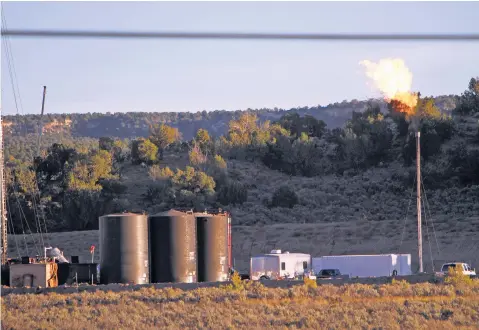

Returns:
7,220,479,274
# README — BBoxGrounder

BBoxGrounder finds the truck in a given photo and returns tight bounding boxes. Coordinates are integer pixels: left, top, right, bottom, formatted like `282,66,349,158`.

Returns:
436,262,476,277
250,250,312,280
312,254,412,278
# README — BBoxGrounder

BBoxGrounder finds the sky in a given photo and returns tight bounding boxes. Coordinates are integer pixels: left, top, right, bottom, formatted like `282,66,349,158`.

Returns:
1,1,478,115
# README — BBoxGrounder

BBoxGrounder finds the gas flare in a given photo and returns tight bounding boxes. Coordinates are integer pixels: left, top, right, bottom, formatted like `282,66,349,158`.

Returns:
360,58,418,117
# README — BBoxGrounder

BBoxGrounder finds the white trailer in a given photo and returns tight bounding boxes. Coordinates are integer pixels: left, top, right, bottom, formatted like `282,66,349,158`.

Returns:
312,254,412,278
250,250,312,280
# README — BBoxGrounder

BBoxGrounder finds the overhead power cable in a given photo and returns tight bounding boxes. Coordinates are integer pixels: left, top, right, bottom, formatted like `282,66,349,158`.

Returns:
1,12,24,114
1,29,479,42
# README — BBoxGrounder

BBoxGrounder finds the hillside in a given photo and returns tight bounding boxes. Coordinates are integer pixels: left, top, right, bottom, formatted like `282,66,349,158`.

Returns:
3,95,458,141
6,116,479,272
7,150,479,272
3,78,479,272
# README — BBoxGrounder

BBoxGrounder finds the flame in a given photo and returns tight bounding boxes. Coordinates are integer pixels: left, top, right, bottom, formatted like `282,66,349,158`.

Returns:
360,58,418,116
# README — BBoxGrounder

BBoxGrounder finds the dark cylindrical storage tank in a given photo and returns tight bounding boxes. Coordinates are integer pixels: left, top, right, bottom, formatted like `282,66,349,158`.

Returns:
149,210,197,283
195,211,230,282
99,213,149,285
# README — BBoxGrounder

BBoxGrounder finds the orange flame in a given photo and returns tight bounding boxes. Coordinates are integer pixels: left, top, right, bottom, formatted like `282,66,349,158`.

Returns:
360,58,418,117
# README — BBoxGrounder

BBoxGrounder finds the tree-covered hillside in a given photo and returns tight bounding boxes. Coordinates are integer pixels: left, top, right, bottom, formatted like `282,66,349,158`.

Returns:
3,95,459,141
2,78,478,237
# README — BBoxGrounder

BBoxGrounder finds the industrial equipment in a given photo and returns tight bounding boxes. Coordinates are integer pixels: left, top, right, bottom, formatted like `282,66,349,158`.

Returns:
99,212,149,284
149,209,197,283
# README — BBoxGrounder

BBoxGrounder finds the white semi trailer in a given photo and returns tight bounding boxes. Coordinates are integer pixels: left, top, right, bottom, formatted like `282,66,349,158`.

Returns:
312,254,412,278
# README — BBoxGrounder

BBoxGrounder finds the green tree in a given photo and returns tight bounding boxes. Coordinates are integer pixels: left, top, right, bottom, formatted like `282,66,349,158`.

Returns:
66,149,114,191
147,166,217,209
342,104,393,169
226,113,284,147
188,143,207,168
277,113,326,138
99,137,115,151
212,154,227,170
131,138,158,165
195,128,211,153
455,77,479,115
416,97,442,120
172,166,216,194
149,165,174,180
149,123,180,159
112,139,129,163
224,113,289,161
63,190,111,230
15,167,38,195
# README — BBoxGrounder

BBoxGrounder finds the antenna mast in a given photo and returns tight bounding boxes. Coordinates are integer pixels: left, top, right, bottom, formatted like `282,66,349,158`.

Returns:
36,86,47,157
1,112,8,265
416,131,423,273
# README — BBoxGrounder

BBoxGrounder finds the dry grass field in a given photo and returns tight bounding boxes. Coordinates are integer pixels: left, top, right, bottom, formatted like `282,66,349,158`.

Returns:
2,278,479,329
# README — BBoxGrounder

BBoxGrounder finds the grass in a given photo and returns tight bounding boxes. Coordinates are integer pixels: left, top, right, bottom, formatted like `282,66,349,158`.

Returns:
2,280,479,329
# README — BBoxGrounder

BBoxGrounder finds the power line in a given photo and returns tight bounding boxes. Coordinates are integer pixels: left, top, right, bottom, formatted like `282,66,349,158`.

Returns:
5,186,21,258
2,29,479,42
1,12,24,114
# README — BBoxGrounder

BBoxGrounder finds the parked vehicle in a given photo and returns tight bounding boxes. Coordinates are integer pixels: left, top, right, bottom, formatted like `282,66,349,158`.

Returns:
312,254,412,278
229,268,250,280
250,250,312,280
436,262,476,277
316,269,342,279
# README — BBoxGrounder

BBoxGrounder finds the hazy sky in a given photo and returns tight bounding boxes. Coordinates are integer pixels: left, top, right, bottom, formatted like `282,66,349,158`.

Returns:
1,1,478,115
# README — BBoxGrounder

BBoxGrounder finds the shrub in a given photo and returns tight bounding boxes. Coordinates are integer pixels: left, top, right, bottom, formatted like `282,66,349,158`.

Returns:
447,142,479,184
144,181,174,204
444,266,474,288
149,165,174,181
99,179,128,195
217,180,248,206
271,185,299,208
303,276,317,289
434,117,456,142
231,271,244,290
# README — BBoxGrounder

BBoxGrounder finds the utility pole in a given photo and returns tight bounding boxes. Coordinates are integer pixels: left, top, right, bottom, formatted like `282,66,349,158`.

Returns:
416,131,423,273
36,86,47,157
1,112,8,265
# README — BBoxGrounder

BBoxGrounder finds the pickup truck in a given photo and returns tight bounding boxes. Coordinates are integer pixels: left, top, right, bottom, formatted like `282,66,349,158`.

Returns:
436,262,476,277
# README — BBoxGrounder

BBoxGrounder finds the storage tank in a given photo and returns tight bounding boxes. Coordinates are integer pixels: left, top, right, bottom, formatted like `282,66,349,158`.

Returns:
195,211,230,282
149,210,197,283
99,213,149,284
